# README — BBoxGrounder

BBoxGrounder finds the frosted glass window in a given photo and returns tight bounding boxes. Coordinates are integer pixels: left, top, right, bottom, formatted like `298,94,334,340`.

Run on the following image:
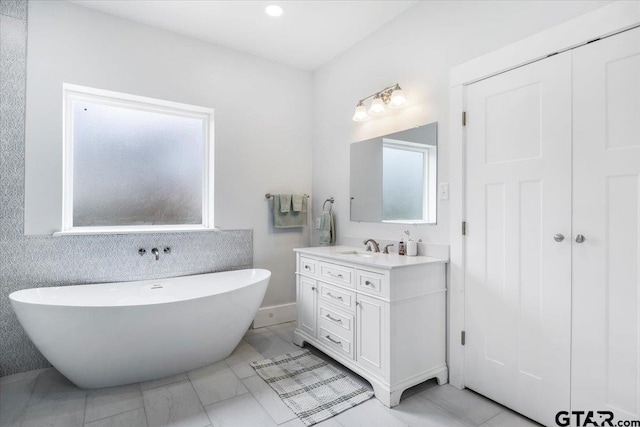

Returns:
62,84,213,232
382,146,425,221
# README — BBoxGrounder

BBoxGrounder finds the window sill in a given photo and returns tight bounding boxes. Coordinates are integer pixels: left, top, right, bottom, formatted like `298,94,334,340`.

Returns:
52,226,220,236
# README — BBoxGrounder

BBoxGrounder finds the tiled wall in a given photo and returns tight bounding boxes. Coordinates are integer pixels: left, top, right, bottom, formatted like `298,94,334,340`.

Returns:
0,0,253,376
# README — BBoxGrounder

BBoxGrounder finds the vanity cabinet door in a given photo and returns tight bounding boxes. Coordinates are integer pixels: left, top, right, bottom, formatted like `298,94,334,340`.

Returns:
356,294,386,377
298,276,317,337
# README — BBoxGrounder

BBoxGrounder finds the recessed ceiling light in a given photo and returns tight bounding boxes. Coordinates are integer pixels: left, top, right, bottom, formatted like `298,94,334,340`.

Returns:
265,5,284,17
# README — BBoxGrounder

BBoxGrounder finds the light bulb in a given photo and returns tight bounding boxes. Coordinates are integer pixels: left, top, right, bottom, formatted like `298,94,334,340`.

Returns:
369,96,386,115
389,87,407,108
265,5,284,17
352,103,370,121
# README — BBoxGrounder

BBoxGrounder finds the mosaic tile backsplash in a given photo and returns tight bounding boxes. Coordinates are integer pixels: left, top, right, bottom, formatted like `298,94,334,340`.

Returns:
0,0,253,376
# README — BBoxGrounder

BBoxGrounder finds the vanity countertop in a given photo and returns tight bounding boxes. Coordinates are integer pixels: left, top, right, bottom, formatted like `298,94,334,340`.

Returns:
293,246,448,270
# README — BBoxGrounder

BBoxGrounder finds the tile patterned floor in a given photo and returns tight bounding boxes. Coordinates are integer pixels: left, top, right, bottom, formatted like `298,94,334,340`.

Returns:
0,322,541,427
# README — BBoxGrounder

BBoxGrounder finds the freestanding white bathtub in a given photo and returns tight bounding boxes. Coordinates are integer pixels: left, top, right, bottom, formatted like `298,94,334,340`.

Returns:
9,269,270,389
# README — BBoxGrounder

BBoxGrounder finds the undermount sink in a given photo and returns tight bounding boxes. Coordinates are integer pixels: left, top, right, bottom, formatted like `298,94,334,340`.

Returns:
337,250,378,258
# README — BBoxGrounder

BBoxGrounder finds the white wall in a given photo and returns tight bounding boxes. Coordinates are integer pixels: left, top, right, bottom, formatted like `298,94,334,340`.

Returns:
22,0,612,310
24,0,313,307
311,0,611,247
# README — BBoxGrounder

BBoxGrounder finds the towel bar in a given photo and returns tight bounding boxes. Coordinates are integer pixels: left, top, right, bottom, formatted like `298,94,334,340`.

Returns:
265,193,310,199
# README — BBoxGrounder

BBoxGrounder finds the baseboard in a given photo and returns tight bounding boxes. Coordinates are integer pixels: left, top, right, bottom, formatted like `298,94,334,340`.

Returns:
253,302,297,328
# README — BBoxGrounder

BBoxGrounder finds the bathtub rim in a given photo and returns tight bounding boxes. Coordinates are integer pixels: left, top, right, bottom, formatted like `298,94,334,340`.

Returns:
9,268,271,309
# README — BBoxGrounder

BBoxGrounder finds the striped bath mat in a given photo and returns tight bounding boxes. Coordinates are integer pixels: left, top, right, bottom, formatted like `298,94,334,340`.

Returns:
250,350,374,426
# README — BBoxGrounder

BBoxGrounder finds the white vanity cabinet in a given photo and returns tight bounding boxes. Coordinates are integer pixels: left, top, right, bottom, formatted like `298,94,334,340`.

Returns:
293,246,448,407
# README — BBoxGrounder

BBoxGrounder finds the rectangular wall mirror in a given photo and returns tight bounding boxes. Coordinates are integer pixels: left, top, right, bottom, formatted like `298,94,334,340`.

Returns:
350,122,437,224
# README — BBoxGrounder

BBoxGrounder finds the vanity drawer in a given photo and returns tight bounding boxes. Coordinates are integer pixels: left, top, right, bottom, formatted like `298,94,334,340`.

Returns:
318,281,356,312
299,257,317,275
319,261,354,287
319,303,354,338
319,326,354,359
356,269,388,298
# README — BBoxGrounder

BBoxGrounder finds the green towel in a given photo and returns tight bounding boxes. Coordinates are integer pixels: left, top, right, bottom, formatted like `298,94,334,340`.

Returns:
280,194,292,213
274,195,307,228
292,194,306,212
318,211,335,245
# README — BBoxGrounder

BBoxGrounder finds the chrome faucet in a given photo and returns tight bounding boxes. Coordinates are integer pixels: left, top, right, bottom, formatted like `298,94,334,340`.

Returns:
151,248,160,261
363,239,380,253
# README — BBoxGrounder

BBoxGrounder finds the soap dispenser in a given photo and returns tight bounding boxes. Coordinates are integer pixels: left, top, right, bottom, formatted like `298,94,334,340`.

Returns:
404,230,418,256
407,237,418,257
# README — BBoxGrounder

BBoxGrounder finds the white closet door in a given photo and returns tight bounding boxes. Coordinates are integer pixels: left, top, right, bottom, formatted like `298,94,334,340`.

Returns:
572,27,640,421
464,53,572,426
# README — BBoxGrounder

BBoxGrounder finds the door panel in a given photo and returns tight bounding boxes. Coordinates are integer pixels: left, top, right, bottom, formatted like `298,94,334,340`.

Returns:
572,27,640,421
464,53,572,426
298,277,317,337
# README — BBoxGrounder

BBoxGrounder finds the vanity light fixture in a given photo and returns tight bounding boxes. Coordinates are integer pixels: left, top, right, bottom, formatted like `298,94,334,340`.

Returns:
352,101,370,121
352,84,408,121
265,4,284,17
389,86,407,108
369,95,387,115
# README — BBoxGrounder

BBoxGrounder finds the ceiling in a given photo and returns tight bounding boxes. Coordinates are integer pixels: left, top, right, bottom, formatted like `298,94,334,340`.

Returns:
68,0,418,71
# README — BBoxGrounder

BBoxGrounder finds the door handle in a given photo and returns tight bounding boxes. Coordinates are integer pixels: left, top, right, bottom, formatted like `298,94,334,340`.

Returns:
554,234,565,242
575,234,586,243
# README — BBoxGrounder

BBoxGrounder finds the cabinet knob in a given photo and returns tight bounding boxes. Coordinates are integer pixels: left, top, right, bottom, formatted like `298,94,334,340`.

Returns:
553,233,564,242
311,286,316,291
575,234,586,243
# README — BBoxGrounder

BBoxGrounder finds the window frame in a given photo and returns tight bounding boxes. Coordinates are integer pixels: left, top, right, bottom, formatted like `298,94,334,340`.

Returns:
59,84,215,235
381,138,438,224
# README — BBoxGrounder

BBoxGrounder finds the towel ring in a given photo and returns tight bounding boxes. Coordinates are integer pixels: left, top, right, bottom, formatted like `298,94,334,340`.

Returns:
323,197,335,212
